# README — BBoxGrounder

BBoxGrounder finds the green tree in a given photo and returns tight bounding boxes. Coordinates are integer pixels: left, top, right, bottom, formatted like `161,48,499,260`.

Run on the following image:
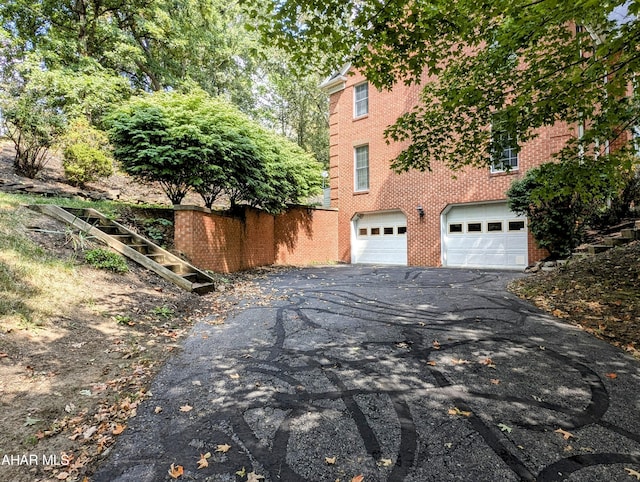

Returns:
106,90,322,210
253,0,640,173
1,0,259,104
254,52,329,167
507,157,628,257
0,59,130,178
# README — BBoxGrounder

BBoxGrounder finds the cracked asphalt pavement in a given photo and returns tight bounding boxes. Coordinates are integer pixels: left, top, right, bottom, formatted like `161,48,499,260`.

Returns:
92,266,640,481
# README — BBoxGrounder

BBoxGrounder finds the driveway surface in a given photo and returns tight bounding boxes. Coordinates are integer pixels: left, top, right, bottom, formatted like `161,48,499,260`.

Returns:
93,266,640,482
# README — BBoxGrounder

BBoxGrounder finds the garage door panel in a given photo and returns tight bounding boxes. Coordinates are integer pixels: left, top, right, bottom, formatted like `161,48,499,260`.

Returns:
443,203,527,270
353,211,407,265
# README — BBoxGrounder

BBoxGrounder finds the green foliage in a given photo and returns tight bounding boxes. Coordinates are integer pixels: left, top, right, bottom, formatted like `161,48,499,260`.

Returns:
0,59,130,178
256,0,640,174
151,305,174,319
1,0,259,104
507,157,629,257
60,118,114,185
106,90,322,211
84,248,128,273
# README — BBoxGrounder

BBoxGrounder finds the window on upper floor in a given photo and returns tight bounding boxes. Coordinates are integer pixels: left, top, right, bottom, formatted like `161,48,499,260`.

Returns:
354,145,369,191
354,82,369,118
490,114,519,173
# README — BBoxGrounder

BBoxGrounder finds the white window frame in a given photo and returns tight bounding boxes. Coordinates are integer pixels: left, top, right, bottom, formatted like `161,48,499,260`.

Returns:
490,116,519,173
354,145,369,192
354,82,369,118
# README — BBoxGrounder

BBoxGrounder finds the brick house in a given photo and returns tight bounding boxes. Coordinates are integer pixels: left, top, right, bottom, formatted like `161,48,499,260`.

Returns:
320,65,570,269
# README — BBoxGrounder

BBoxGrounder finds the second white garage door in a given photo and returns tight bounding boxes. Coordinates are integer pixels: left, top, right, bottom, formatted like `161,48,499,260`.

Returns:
442,202,528,269
352,211,408,265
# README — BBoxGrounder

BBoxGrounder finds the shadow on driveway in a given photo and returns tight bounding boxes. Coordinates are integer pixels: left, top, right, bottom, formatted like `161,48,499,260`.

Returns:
93,266,640,482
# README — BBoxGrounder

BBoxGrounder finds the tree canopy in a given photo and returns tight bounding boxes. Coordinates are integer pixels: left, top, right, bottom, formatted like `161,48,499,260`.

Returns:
252,0,640,172
106,91,322,211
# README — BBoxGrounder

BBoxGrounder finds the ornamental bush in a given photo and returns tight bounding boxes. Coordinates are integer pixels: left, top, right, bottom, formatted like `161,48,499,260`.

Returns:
60,118,114,186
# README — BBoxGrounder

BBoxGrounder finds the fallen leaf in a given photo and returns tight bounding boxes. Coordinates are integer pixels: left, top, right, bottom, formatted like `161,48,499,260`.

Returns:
154,406,163,414
247,472,265,482
448,407,472,417
112,424,125,435
554,428,574,440
236,467,246,477
605,373,618,379
498,423,512,433
0,352,8,358
56,472,69,480
625,468,640,480
215,443,231,453
197,452,211,469
179,404,193,412
451,358,469,365
432,340,441,350
480,358,496,368
378,458,393,467
351,475,364,482
426,360,437,366
325,456,337,465
168,464,184,479
24,416,42,426
490,379,500,385
229,373,241,379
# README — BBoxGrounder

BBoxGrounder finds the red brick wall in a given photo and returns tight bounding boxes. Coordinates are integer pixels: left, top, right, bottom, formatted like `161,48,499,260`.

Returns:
174,205,338,273
328,70,572,266
275,208,338,265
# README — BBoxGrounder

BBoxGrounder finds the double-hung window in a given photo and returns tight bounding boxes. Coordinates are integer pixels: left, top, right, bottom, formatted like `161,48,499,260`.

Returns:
490,115,519,173
354,145,369,191
354,83,368,118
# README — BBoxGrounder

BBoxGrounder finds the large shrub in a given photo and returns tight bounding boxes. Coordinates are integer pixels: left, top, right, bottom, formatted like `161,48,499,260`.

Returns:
106,90,322,210
507,157,627,258
59,118,114,185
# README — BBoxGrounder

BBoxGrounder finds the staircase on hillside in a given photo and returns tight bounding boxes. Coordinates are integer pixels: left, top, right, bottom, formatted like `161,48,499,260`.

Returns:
29,204,215,294
574,219,640,256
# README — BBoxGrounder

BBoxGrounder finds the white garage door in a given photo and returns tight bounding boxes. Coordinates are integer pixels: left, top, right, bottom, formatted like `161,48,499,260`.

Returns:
352,211,407,265
442,203,528,269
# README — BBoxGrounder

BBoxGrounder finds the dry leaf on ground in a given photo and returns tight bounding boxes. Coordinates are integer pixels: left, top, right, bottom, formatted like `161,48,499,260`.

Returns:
554,428,574,440
215,443,231,453
247,472,265,482
168,463,184,479
325,456,337,465
448,407,472,417
625,468,640,480
197,452,211,469
179,404,193,412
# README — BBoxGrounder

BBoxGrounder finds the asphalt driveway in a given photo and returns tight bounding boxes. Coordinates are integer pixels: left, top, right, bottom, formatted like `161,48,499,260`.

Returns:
93,266,640,482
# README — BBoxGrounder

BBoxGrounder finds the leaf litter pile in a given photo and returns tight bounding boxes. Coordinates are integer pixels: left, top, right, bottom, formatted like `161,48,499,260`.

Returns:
509,241,640,357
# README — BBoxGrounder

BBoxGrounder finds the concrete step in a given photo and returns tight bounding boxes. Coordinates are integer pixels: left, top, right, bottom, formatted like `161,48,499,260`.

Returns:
587,245,612,255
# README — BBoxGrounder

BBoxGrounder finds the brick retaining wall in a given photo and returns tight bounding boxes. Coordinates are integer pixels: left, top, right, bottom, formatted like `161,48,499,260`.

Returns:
174,205,338,273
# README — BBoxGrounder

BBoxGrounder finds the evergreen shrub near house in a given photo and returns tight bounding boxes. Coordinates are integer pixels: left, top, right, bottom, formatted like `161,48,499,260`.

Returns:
507,156,629,258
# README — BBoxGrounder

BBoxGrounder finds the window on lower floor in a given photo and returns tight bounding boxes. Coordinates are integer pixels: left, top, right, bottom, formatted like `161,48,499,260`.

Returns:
397,226,407,235
371,227,380,235
354,145,369,191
